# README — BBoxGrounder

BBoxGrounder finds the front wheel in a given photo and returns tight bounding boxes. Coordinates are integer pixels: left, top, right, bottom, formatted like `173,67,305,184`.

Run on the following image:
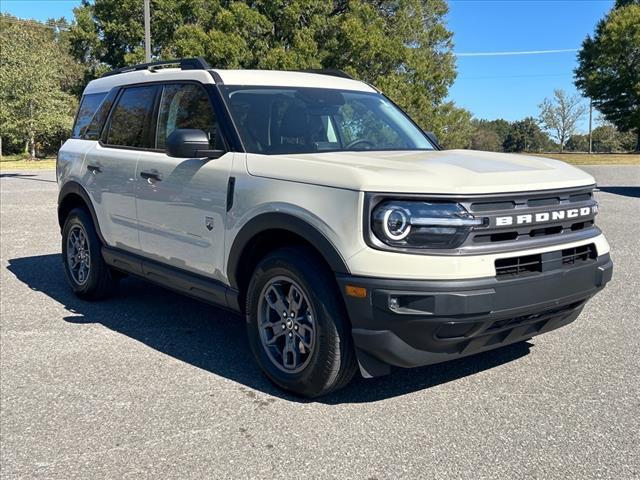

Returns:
245,247,357,398
61,208,118,300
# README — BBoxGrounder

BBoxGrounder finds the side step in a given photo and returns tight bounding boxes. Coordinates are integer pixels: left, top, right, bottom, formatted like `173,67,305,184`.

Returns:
102,246,240,312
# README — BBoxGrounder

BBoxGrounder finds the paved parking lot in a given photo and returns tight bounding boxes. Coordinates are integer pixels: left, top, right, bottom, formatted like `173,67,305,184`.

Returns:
1,165,639,479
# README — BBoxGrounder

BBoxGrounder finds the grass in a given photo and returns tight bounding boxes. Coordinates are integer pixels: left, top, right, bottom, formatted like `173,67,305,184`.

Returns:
0,154,56,171
528,152,640,165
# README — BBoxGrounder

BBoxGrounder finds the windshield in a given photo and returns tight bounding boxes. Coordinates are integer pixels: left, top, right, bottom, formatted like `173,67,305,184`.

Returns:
221,86,435,155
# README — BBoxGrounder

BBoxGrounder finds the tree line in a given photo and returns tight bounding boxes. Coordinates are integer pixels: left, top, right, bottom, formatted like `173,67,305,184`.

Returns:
0,0,637,159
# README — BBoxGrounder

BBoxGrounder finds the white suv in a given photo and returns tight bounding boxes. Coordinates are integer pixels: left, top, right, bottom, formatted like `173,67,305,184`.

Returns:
57,58,613,397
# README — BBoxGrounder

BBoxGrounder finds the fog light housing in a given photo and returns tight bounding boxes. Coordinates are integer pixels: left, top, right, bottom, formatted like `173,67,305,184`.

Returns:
389,296,400,311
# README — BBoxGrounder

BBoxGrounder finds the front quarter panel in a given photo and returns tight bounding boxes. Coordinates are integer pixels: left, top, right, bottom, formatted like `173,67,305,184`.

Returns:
225,155,364,282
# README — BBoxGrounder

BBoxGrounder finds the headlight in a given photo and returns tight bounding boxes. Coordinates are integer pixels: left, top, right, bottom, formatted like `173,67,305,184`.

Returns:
371,200,485,249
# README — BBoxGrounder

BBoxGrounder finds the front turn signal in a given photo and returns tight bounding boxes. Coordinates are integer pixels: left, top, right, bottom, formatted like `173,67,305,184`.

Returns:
345,285,367,298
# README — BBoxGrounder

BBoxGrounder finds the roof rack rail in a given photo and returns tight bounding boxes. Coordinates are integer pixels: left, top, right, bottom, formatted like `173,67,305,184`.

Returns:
101,57,211,78
300,69,353,80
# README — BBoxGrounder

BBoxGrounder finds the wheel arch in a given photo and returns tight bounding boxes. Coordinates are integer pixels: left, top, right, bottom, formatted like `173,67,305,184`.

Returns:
227,212,350,296
57,181,105,244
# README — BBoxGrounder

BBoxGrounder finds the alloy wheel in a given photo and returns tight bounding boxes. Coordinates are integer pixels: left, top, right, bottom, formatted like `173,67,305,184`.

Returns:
66,224,91,285
257,276,316,373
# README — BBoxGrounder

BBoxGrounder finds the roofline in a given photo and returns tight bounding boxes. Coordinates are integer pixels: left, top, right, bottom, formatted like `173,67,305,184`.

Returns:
101,57,211,78
298,69,353,80
102,58,356,85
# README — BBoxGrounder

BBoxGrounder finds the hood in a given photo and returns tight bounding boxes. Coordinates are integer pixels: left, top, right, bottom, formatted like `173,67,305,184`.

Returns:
245,149,595,194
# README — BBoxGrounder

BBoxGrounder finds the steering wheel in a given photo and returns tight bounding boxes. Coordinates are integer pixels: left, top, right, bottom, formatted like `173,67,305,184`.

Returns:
345,138,375,150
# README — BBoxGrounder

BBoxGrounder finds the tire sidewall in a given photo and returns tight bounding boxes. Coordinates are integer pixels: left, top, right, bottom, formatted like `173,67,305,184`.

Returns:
246,249,344,396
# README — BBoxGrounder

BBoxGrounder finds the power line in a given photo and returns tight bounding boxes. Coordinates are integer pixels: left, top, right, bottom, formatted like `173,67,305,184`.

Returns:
455,48,578,57
457,72,574,80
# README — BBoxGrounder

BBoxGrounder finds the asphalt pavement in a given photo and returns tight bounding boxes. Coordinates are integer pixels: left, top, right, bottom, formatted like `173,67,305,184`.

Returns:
1,165,639,479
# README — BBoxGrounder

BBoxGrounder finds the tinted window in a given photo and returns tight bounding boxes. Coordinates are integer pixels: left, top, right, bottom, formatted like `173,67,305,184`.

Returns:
83,89,118,141
72,93,106,138
223,86,433,155
104,86,157,148
155,84,219,150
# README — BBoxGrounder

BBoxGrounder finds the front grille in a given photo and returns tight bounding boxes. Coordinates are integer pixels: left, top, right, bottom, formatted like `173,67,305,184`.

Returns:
495,253,542,277
495,243,597,278
561,244,597,266
463,186,598,250
485,301,584,333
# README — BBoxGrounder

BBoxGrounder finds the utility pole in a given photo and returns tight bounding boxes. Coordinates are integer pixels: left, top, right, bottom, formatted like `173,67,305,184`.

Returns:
144,0,151,62
589,99,593,153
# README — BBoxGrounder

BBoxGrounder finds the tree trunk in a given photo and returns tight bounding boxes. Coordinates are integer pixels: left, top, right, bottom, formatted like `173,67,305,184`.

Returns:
28,100,36,160
29,131,36,159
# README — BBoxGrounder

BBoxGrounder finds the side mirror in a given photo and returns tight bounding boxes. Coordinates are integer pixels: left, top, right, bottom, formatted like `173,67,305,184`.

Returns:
424,131,442,150
166,129,225,159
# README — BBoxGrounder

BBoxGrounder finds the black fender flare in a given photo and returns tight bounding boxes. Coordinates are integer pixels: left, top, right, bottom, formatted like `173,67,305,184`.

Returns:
57,181,105,244
226,212,350,289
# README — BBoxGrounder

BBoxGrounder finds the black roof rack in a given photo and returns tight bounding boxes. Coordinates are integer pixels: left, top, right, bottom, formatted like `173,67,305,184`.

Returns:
101,57,211,78
300,69,353,79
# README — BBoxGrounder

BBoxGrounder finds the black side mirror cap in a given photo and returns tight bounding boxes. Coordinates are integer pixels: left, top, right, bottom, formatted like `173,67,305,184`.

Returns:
424,131,442,150
166,128,226,159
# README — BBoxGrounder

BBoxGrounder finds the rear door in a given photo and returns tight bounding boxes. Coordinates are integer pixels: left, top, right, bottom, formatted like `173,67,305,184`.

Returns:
135,82,233,282
83,84,158,252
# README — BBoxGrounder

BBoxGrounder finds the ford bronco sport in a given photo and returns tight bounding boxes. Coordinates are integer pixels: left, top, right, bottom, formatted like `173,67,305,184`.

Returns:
57,58,613,397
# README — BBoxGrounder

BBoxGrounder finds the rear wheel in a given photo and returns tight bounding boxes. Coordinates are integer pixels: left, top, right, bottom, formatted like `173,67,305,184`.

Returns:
246,247,357,398
61,208,118,300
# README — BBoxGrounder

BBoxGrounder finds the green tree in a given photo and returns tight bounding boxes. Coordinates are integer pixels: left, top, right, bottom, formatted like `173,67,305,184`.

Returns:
618,129,638,151
503,117,550,153
470,128,501,151
432,103,474,149
539,89,587,152
591,124,621,152
614,0,639,9
470,118,511,151
575,3,640,150
69,0,458,142
589,121,636,152
565,134,589,152
0,15,80,158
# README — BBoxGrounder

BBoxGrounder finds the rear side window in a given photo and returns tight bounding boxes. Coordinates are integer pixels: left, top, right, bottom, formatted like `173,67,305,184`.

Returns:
83,89,118,141
72,93,106,138
104,86,157,148
155,83,219,150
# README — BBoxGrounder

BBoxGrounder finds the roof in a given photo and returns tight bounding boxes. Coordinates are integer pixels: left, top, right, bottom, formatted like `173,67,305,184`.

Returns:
211,69,376,92
84,68,214,94
83,67,375,95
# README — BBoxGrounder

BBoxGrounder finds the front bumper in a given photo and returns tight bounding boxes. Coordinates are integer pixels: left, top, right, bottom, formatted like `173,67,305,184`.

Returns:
337,253,613,377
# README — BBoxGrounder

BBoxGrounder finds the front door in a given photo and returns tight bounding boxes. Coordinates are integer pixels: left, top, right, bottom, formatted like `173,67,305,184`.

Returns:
135,83,232,282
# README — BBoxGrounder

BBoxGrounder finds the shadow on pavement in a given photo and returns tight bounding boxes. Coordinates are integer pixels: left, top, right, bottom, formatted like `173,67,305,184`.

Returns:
7,254,532,404
597,186,640,198
0,173,56,183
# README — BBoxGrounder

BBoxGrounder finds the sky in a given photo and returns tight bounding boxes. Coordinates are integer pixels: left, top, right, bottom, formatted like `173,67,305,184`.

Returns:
447,0,613,131
1,0,615,132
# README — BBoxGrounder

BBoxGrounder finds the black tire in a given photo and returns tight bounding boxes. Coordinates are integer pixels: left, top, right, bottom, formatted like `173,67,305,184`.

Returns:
61,207,118,300
245,247,358,398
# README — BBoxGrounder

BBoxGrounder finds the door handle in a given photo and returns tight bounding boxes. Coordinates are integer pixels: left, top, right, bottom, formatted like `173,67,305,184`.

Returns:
140,170,162,182
87,164,102,174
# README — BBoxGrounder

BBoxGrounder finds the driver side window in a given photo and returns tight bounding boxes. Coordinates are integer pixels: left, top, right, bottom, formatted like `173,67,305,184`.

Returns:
155,83,221,150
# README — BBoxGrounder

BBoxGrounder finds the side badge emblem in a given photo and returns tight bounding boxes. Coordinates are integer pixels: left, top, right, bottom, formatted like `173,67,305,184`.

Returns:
205,216,214,231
